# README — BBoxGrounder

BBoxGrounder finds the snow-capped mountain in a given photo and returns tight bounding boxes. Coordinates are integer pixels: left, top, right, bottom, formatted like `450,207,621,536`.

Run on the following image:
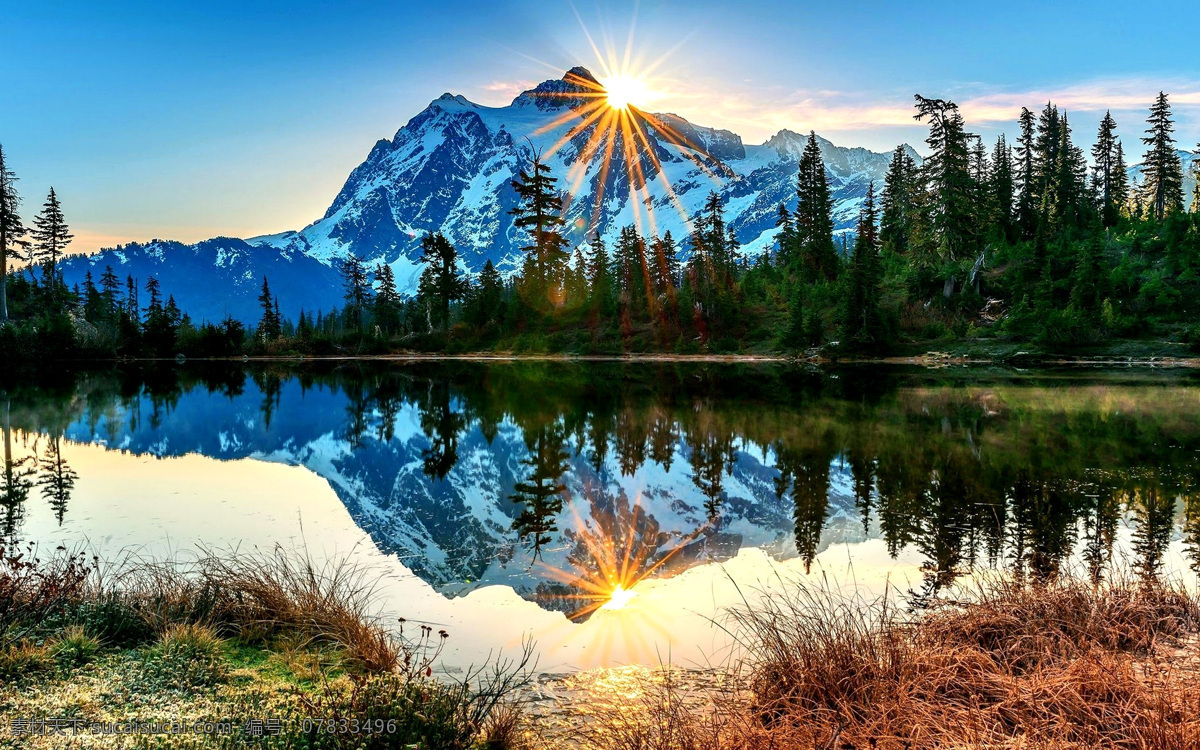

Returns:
56,68,921,322
251,67,919,281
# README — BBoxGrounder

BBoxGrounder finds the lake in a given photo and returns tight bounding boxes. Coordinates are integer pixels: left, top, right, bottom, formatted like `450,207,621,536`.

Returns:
2,361,1198,672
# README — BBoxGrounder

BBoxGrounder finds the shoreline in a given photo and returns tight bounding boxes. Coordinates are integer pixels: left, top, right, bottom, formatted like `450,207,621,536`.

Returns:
44,350,1200,368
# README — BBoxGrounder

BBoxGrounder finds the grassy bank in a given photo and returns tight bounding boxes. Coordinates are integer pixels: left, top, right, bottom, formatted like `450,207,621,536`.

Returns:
571,575,1200,750
0,544,533,749
7,544,1200,749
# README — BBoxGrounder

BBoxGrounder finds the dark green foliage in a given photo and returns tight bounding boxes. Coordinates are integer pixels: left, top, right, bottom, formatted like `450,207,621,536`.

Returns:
416,232,469,332
840,181,885,348
1141,92,1185,220
795,132,839,281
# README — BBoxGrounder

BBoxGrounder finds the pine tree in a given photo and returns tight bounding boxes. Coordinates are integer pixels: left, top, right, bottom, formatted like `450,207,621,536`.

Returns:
30,188,73,288
469,259,504,327
1112,141,1130,217
989,134,1015,241
99,265,120,320
1014,107,1039,238
373,263,402,333
416,232,469,331
880,145,917,254
841,181,884,346
1092,112,1122,227
340,253,371,331
1141,92,1185,220
775,204,797,266
794,132,837,281
509,149,569,291
586,232,615,317
0,145,29,323
913,96,978,280
257,277,280,339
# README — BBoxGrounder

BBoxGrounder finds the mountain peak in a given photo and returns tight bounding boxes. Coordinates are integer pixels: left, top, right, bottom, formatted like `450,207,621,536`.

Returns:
563,66,599,86
511,66,601,111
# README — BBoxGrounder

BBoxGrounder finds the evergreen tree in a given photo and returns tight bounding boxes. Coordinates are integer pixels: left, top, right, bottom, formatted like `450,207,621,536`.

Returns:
989,134,1015,241
99,265,121,320
340,253,371,331
794,132,838,280
1140,92,1185,220
1091,112,1123,227
1014,107,1039,238
0,145,29,323
509,150,569,292
1112,141,1130,218
912,95,978,292
840,181,884,346
373,263,402,332
30,187,73,288
468,259,504,327
774,204,798,266
416,232,469,332
257,276,281,339
880,145,917,254
586,232,616,317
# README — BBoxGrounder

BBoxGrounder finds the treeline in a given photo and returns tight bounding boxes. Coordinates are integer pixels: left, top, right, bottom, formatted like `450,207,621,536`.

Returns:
2,91,1199,363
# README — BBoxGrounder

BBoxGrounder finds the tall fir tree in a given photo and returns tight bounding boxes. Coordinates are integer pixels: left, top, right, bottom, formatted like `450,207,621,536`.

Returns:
1091,111,1122,227
340,253,371,331
257,276,281,339
1112,141,1130,217
469,259,504,327
0,145,29,323
989,134,1016,241
586,232,615,317
880,145,917,254
1014,107,1039,238
840,181,884,346
912,95,978,292
30,187,73,289
416,232,469,332
794,131,838,281
1140,92,1185,220
373,262,402,332
509,149,569,292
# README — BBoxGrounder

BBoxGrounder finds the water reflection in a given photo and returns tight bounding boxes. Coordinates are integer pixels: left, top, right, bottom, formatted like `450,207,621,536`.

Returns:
4,363,1200,616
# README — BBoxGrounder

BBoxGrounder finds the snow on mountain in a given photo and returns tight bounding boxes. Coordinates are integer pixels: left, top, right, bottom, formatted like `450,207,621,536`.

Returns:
57,68,921,321
254,68,918,283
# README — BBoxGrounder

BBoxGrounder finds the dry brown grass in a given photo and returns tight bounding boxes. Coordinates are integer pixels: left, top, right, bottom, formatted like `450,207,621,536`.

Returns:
88,544,404,672
582,576,1200,750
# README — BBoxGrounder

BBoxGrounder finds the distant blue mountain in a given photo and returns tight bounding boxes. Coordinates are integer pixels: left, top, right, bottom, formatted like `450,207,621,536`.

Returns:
57,237,345,324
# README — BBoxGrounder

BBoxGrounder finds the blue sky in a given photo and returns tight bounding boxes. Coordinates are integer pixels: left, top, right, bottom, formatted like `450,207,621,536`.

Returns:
5,0,1199,253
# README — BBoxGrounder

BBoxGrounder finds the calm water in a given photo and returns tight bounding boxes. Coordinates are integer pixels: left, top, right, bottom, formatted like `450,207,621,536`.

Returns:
2,361,1199,670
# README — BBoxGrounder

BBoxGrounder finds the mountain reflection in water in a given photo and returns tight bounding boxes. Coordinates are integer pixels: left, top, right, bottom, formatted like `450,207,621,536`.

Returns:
3,361,1200,628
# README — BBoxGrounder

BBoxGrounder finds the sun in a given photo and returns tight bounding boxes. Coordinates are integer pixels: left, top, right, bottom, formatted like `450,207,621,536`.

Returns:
600,74,652,111
601,584,637,611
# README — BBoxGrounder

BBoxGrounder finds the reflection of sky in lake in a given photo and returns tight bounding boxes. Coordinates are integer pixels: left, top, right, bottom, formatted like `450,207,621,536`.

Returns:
4,363,1200,671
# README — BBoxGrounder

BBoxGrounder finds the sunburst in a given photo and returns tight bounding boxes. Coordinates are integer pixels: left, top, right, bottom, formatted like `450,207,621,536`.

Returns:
522,18,727,244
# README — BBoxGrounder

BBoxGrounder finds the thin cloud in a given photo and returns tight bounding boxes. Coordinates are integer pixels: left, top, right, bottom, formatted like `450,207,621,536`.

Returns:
643,76,1200,147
